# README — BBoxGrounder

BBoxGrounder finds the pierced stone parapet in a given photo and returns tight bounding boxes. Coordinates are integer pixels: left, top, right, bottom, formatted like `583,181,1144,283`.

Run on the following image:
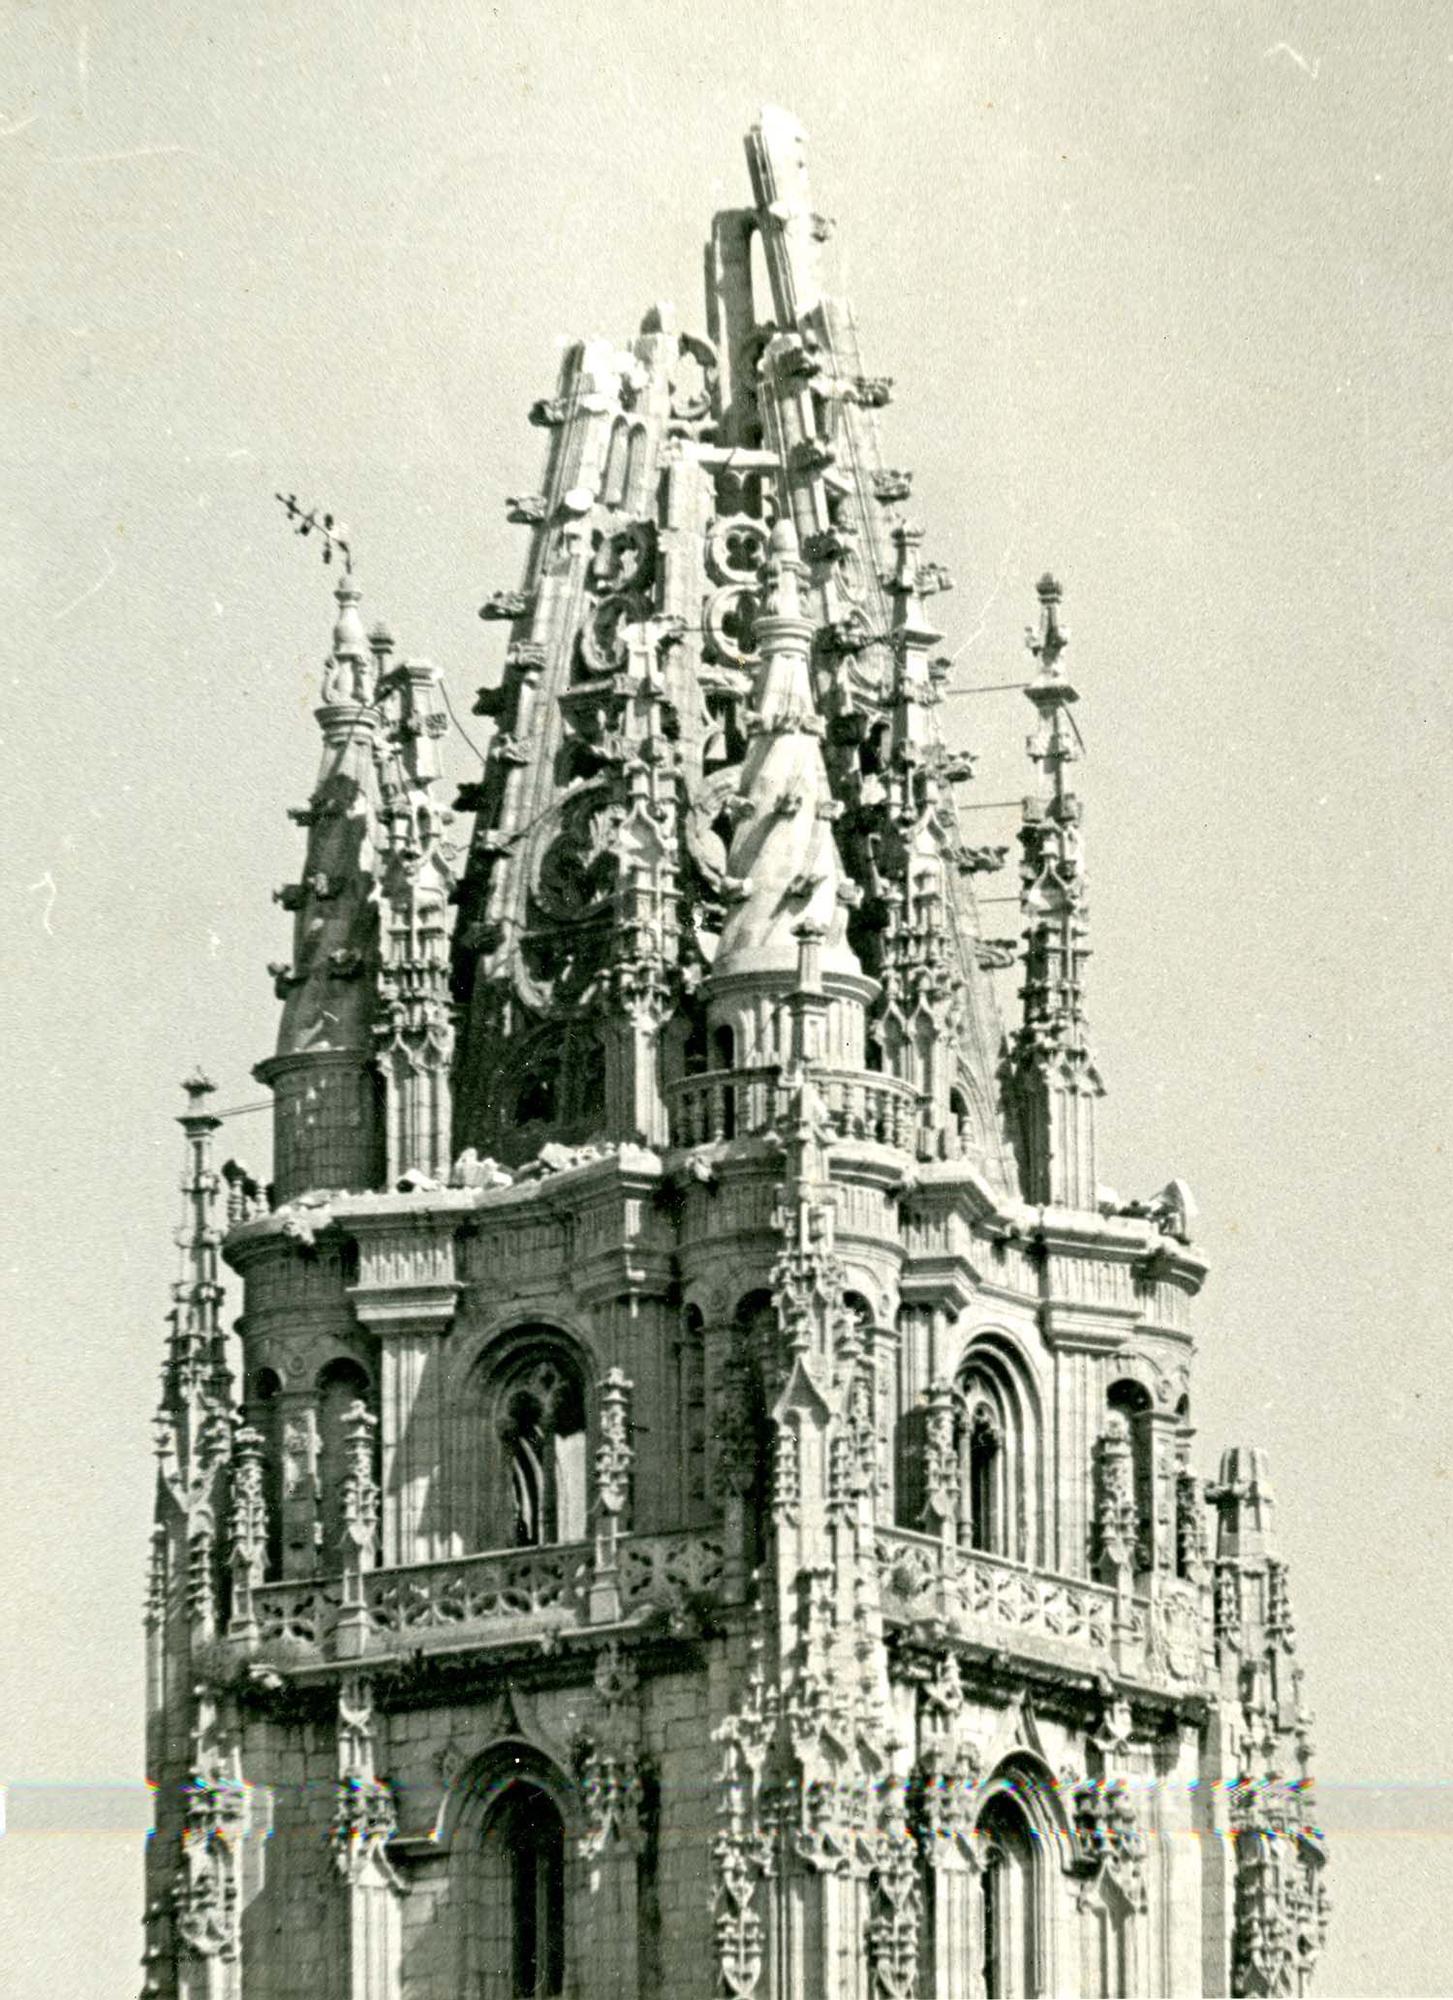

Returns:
876,1527,1205,1690
668,1064,921,1153
243,1525,733,1668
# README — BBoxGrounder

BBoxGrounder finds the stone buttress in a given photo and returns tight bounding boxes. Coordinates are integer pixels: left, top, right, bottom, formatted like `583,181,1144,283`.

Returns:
142,107,1327,2000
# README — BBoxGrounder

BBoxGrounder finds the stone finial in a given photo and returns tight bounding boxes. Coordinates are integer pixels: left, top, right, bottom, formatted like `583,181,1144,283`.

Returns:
181,1068,218,1109
331,573,370,664
1027,571,1068,673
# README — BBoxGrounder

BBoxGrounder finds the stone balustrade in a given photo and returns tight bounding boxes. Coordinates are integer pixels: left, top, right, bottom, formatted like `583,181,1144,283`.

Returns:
245,1523,1207,1691
247,1527,729,1666
877,1527,1168,1682
668,1065,921,1152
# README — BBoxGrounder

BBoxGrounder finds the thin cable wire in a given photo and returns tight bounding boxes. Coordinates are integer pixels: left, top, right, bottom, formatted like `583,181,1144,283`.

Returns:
440,677,489,767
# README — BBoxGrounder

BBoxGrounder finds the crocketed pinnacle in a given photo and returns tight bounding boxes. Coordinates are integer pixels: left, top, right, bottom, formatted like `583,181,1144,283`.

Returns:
713,519,860,982
271,575,385,1065
1018,574,1092,1061
1012,574,1103,1208
156,1070,231,1472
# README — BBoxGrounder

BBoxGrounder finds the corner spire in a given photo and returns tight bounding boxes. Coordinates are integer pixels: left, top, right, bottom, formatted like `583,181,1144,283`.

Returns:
151,1072,235,1645
171,1070,224,1392
256,576,386,1200
1010,574,1103,1208
256,564,456,1197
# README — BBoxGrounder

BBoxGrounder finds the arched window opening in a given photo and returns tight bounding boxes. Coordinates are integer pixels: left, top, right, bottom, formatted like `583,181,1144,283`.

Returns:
680,1305,708,1523
968,1404,1001,1554
1107,1379,1153,1572
843,1291,874,1335
516,1065,558,1129
748,222,777,336
956,1339,1042,1567
503,1390,548,1545
498,1358,585,1548
602,419,629,509
733,1289,775,1334
483,1784,566,1998
860,719,889,778
250,1367,284,1581
959,1371,1010,1560
460,1336,590,1555
623,423,651,516
713,1024,737,1138
730,1291,776,1566
683,1011,709,1077
572,1033,606,1128
979,1786,1043,1999
1172,1392,1198,1582
316,1358,372,1567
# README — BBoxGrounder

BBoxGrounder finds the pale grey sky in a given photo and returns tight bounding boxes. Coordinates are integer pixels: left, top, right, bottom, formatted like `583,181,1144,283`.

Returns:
2,3,1450,1994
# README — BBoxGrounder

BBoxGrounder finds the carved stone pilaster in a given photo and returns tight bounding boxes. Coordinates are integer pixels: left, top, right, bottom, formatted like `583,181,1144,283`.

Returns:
1176,1451,1210,1586
335,1401,380,1659
575,1644,654,2000
866,1787,923,2000
328,1678,404,1999
1072,1775,1148,1912
225,1423,267,1641
1095,1412,1139,1584
711,1644,774,1999
577,1643,647,1857
1229,1778,1329,1998
329,1679,397,1881
918,1380,960,1543
173,1753,249,1975
591,1370,634,1622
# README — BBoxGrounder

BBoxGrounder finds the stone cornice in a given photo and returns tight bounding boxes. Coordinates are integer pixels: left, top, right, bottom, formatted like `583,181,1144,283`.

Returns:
1034,1206,1209,1299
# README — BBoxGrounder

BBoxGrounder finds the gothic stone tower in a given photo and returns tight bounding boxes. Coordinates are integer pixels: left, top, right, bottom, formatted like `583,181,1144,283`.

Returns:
143,109,1328,2000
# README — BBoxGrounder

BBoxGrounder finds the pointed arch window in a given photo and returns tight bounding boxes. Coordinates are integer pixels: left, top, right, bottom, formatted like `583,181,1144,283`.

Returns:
481,1783,567,1998
602,418,630,509
623,422,651,516
956,1346,1037,1564
967,1403,1002,1554
680,1305,709,1523
979,1786,1043,1999
683,1009,710,1078
461,1337,588,1554
248,1367,285,1581
725,1291,775,1567
1107,1379,1154,1572
516,1065,558,1129
499,1361,585,1548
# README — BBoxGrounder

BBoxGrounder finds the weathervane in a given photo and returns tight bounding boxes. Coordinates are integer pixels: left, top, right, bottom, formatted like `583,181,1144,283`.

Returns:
274,492,353,572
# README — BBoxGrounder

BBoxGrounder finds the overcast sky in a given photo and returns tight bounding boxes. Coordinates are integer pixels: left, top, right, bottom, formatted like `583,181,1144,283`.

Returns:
2,4,1450,1994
